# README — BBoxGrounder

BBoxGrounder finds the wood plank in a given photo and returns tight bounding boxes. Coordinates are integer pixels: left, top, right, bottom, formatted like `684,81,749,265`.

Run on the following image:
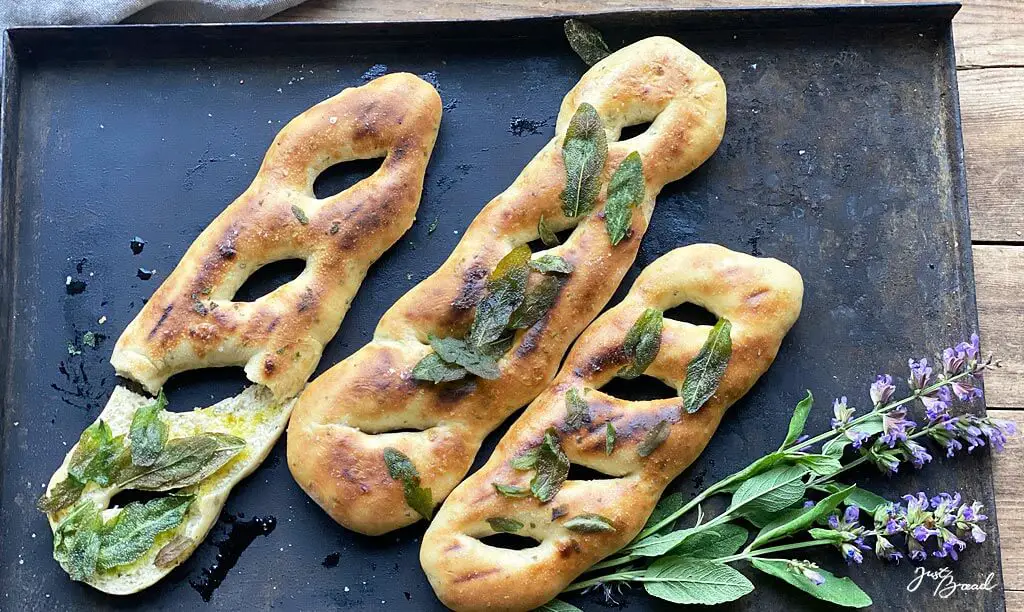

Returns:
954,0,1024,69
960,69,1024,243
991,409,1024,593
974,245,1024,408
1008,589,1024,612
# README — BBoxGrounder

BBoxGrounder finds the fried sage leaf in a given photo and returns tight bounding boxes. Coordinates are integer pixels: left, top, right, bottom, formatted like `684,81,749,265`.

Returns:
486,517,524,533
637,420,671,458
468,244,532,350
565,387,590,430
53,499,103,582
619,308,663,379
563,19,611,66
428,334,501,380
538,214,560,247
291,204,309,225
564,513,616,533
531,429,570,503
509,446,540,470
680,318,733,414
68,420,123,488
97,495,194,571
492,483,530,498
606,422,617,456
37,476,86,514
411,352,469,383
605,151,645,245
383,448,434,520
529,254,574,275
560,103,608,218
130,390,169,467
116,433,245,491
154,534,195,569
509,275,561,330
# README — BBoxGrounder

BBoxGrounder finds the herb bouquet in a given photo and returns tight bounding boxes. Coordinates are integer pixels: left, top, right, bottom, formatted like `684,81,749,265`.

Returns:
543,335,1015,610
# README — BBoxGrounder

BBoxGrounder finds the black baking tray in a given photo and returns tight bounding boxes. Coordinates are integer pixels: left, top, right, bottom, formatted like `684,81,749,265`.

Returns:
0,4,1006,611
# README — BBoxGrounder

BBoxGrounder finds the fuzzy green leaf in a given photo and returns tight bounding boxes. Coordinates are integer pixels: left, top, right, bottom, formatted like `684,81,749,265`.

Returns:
797,454,843,477
492,483,530,498
680,318,732,413
68,420,123,488
619,308,663,379
115,433,245,491
564,388,590,430
487,517,524,533
643,492,683,535
154,535,194,569
509,275,561,330
560,103,607,218
728,465,807,516
52,499,103,582
605,422,616,455
291,204,309,225
629,528,694,557
534,599,583,612
750,559,872,608
604,151,645,245
509,446,540,470
672,524,749,559
411,352,469,383
563,19,611,66
469,244,532,350
780,391,814,449
750,486,853,549
37,476,86,514
428,334,501,380
644,557,754,605
97,495,194,570
531,429,569,503
564,513,615,533
383,448,434,520
130,390,169,467
816,483,888,514
529,254,574,274
637,420,670,458
538,215,560,247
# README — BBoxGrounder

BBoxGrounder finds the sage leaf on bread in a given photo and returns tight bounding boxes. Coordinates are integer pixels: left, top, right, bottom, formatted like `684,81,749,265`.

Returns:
53,499,103,582
37,476,86,514
154,534,194,569
564,388,591,430
291,204,309,225
604,151,645,245
411,352,469,383
564,513,615,533
564,19,611,66
560,103,607,218
643,557,754,605
750,559,872,608
620,308,663,379
509,275,562,330
680,318,732,413
469,244,531,350
116,433,245,491
531,429,570,503
529,254,574,275
486,517,524,533
606,422,616,455
637,420,671,458
538,214,560,246
509,446,540,470
130,390,169,467
383,448,434,520
428,334,501,380
68,420,124,488
492,483,530,498
96,495,194,571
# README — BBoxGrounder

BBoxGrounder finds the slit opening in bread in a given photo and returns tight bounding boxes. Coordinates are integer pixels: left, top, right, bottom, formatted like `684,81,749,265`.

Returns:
161,366,250,412
232,258,307,303
313,156,385,200
474,532,542,551
663,301,718,327
598,374,677,402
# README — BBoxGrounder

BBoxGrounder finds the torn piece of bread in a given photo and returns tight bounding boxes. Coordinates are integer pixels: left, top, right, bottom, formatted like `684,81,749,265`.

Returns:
44,385,292,595
421,244,804,611
287,36,728,536
110,73,443,402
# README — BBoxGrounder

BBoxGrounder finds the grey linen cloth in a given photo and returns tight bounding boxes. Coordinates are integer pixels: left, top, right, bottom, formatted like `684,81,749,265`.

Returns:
1,0,305,30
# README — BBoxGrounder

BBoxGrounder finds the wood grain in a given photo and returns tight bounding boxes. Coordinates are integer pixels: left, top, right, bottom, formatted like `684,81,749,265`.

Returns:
974,246,1024,408
954,0,1024,69
991,409,1024,595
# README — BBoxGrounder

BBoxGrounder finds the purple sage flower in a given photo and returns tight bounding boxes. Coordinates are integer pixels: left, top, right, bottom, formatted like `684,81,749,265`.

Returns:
903,439,933,469
881,409,916,448
908,358,933,390
870,374,896,406
831,396,855,430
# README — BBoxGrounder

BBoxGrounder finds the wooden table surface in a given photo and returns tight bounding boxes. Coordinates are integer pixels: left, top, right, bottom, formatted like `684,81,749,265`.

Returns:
273,1,1024,608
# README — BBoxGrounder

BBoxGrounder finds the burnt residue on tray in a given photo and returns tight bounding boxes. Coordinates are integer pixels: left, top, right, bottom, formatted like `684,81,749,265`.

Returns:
130,236,146,254
509,116,550,136
190,513,277,602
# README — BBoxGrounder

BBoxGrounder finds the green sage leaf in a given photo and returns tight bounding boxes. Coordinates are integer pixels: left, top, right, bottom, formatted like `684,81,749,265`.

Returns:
530,429,569,503
383,448,434,520
822,415,883,456
529,254,574,274
808,527,847,544
728,465,807,516
560,103,607,218
643,492,683,535
637,420,670,458
428,334,501,380
37,476,86,514
671,524,749,559
750,558,872,608
564,388,590,430
509,276,561,330
130,390,169,467
291,204,309,225
605,422,616,455
469,244,532,350
815,483,888,514
563,19,611,66
644,557,754,605
780,391,814,449
154,534,194,569
796,454,843,477
492,483,530,498
509,446,540,470
563,513,615,533
68,420,123,488
619,308,663,379
750,486,853,549
96,495,194,571
53,499,103,582
538,215,560,247
487,517,524,533
116,433,245,491
629,528,694,557
680,318,732,413
411,352,468,383
604,151,645,245
534,599,583,612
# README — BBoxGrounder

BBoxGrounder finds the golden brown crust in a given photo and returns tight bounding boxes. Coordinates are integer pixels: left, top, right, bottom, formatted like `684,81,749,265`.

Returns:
420,244,804,611
110,74,442,400
287,37,727,535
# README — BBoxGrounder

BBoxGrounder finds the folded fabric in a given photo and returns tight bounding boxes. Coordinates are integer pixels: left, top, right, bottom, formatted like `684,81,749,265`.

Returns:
0,0,304,30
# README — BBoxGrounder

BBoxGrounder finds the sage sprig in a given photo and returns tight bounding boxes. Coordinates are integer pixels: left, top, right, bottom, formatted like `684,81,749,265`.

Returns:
129,390,169,467
564,19,611,66
680,318,732,413
543,334,1014,610
619,308,662,379
383,448,434,521
560,103,607,218
604,151,645,246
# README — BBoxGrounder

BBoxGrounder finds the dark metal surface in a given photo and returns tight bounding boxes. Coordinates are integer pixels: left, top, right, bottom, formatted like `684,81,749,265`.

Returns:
0,5,1005,611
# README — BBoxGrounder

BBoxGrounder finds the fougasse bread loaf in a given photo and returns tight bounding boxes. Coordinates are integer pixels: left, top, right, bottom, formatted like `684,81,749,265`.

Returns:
287,37,727,535
421,244,804,611
39,74,442,594
111,73,442,402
